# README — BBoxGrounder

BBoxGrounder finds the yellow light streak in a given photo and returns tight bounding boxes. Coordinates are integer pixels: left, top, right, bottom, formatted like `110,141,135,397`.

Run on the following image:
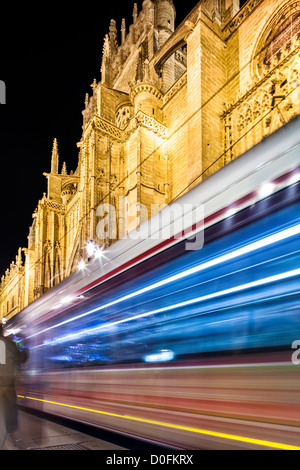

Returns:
18,395,300,450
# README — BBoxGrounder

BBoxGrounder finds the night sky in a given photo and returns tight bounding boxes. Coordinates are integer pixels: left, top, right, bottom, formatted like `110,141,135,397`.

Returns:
0,0,241,276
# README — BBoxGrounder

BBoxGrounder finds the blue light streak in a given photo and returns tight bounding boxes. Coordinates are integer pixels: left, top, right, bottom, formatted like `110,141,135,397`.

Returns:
34,268,300,348
27,223,300,342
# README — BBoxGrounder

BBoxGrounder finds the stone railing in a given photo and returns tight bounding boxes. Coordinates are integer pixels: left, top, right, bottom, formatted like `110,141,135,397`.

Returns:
93,115,125,141
223,0,264,37
43,198,66,213
92,111,168,141
132,110,168,138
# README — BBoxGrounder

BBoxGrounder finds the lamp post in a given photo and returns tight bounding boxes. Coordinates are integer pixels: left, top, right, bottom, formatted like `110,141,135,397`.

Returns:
86,240,96,259
78,241,104,270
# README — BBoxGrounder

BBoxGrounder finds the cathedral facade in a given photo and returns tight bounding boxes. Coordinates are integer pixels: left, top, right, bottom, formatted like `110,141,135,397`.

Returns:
1,0,300,321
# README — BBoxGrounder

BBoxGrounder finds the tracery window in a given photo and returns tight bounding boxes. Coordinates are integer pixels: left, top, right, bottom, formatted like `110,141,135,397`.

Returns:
264,11,300,67
254,1,300,76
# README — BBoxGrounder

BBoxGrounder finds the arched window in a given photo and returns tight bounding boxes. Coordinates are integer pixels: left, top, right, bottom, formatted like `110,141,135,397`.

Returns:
253,2,300,76
264,11,300,67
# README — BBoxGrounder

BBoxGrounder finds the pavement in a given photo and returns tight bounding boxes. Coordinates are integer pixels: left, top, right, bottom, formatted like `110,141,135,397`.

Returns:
2,408,127,450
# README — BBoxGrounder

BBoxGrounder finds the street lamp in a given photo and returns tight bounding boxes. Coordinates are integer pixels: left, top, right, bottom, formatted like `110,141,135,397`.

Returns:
77,259,86,271
86,240,96,258
95,247,104,259
86,240,104,261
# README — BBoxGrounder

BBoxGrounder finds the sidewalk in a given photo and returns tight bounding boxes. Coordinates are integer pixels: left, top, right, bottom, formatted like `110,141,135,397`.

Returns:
2,409,126,450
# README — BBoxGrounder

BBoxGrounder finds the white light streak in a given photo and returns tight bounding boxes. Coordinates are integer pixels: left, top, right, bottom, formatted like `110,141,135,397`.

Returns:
226,207,238,217
27,223,300,341
258,182,275,198
61,296,75,305
289,172,300,185
144,350,174,363
34,268,300,347
77,260,86,271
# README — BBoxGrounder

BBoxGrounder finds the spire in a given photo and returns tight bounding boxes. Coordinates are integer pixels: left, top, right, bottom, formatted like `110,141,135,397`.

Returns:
101,34,112,85
133,3,138,23
109,19,118,52
143,59,150,81
85,93,89,109
91,78,97,95
51,138,59,175
121,18,126,44
61,161,67,175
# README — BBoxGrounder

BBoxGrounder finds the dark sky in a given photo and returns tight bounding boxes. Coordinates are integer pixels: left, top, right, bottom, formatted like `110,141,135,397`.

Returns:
0,0,241,276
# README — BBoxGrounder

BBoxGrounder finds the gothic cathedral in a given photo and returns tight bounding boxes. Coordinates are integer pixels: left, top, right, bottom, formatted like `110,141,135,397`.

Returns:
1,0,300,320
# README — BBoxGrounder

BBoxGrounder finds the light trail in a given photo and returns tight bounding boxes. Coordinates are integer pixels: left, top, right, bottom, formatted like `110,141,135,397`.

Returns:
18,395,300,450
33,267,300,347
27,223,300,342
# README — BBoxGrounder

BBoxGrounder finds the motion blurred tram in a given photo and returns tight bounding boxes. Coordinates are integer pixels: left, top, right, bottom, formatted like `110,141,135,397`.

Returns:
7,117,300,449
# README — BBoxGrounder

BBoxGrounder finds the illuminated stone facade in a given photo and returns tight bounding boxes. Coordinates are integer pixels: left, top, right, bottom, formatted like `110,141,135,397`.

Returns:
1,0,300,321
